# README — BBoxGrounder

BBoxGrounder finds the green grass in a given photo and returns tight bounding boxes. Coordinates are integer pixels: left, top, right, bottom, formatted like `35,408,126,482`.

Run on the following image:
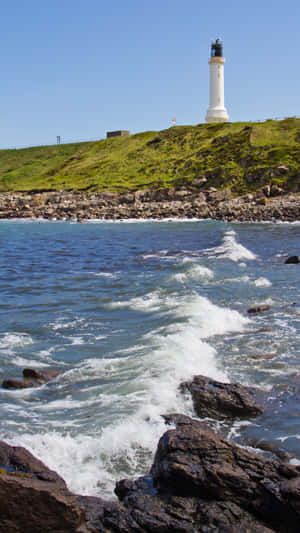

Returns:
0,118,299,194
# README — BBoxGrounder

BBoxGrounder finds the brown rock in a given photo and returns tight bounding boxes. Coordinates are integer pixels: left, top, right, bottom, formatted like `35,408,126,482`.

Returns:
0,441,87,533
256,196,268,206
249,353,277,360
191,177,207,187
180,375,263,419
247,304,271,314
151,418,300,532
270,184,284,196
273,164,290,176
2,368,59,390
22,368,59,380
2,379,30,390
207,188,231,204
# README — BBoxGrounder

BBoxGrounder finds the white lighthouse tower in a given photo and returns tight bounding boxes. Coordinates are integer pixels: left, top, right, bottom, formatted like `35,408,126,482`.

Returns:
205,39,229,123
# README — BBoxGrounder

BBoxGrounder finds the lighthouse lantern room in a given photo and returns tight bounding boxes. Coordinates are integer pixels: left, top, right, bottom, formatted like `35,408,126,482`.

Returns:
205,39,229,123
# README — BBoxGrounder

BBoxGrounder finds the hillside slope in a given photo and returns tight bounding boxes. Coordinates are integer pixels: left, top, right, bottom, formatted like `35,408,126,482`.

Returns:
0,118,299,194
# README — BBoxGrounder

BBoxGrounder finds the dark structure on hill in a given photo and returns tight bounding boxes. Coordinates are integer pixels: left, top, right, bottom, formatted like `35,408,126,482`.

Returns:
106,130,130,139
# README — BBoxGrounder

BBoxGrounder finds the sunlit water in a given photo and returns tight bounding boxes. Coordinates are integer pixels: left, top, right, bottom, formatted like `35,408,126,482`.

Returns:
0,218,299,497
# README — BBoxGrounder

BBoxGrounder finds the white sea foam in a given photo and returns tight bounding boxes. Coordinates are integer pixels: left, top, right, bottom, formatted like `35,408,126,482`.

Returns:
88,218,201,224
141,250,173,260
88,271,117,279
51,318,86,331
13,357,50,368
106,291,166,313
171,264,214,283
181,256,197,264
60,357,130,384
0,332,33,350
290,458,300,466
108,290,250,339
241,275,250,282
204,230,257,262
180,294,250,339
278,435,300,442
66,336,86,345
36,347,57,361
254,277,272,287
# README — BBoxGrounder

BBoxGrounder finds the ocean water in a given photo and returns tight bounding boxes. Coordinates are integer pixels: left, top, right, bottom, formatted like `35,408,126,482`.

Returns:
0,218,299,498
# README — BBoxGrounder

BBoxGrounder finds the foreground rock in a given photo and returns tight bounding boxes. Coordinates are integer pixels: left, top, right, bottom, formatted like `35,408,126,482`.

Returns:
2,416,300,532
180,374,264,419
2,368,59,390
0,440,89,532
148,417,300,532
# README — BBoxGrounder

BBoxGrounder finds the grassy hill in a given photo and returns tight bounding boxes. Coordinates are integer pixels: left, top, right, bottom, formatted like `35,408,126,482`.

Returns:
0,118,299,195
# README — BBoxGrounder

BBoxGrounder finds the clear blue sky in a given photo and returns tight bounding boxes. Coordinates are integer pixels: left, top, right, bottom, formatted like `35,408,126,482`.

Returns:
0,0,299,148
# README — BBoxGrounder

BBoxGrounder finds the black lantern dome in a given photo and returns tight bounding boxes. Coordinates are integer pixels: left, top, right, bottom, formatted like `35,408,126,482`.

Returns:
211,39,223,57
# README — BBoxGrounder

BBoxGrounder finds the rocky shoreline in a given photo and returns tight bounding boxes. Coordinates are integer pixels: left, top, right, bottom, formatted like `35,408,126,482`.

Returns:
0,186,299,222
1,185,299,531
1,374,300,532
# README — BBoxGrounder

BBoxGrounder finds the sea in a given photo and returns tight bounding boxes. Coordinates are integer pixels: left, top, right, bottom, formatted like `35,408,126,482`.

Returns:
0,218,299,499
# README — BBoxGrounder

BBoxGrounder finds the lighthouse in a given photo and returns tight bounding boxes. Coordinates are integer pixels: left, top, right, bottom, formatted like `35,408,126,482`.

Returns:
205,39,229,123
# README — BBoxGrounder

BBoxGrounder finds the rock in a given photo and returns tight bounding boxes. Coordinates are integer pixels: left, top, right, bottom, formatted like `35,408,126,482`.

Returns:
0,441,87,533
119,192,135,204
255,327,273,332
2,379,30,390
247,437,294,462
162,413,195,427
2,417,300,532
249,353,277,360
23,368,59,381
194,203,210,217
256,196,268,206
2,368,59,390
180,375,263,419
247,304,271,314
273,164,290,176
270,184,284,196
207,188,231,204
285,256,300,264
262,185,271,197
191,177,207,187
114,474,275,532
150,417,300,532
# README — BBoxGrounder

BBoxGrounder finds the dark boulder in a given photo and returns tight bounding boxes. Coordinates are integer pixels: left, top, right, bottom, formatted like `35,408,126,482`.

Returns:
285,256,300,264
150,417,300,532
2,378,30,390
247,304,271,314
22,368,59,381
115,474,274,532
2,368,59,390
0,441,87,533
180,374,263,419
